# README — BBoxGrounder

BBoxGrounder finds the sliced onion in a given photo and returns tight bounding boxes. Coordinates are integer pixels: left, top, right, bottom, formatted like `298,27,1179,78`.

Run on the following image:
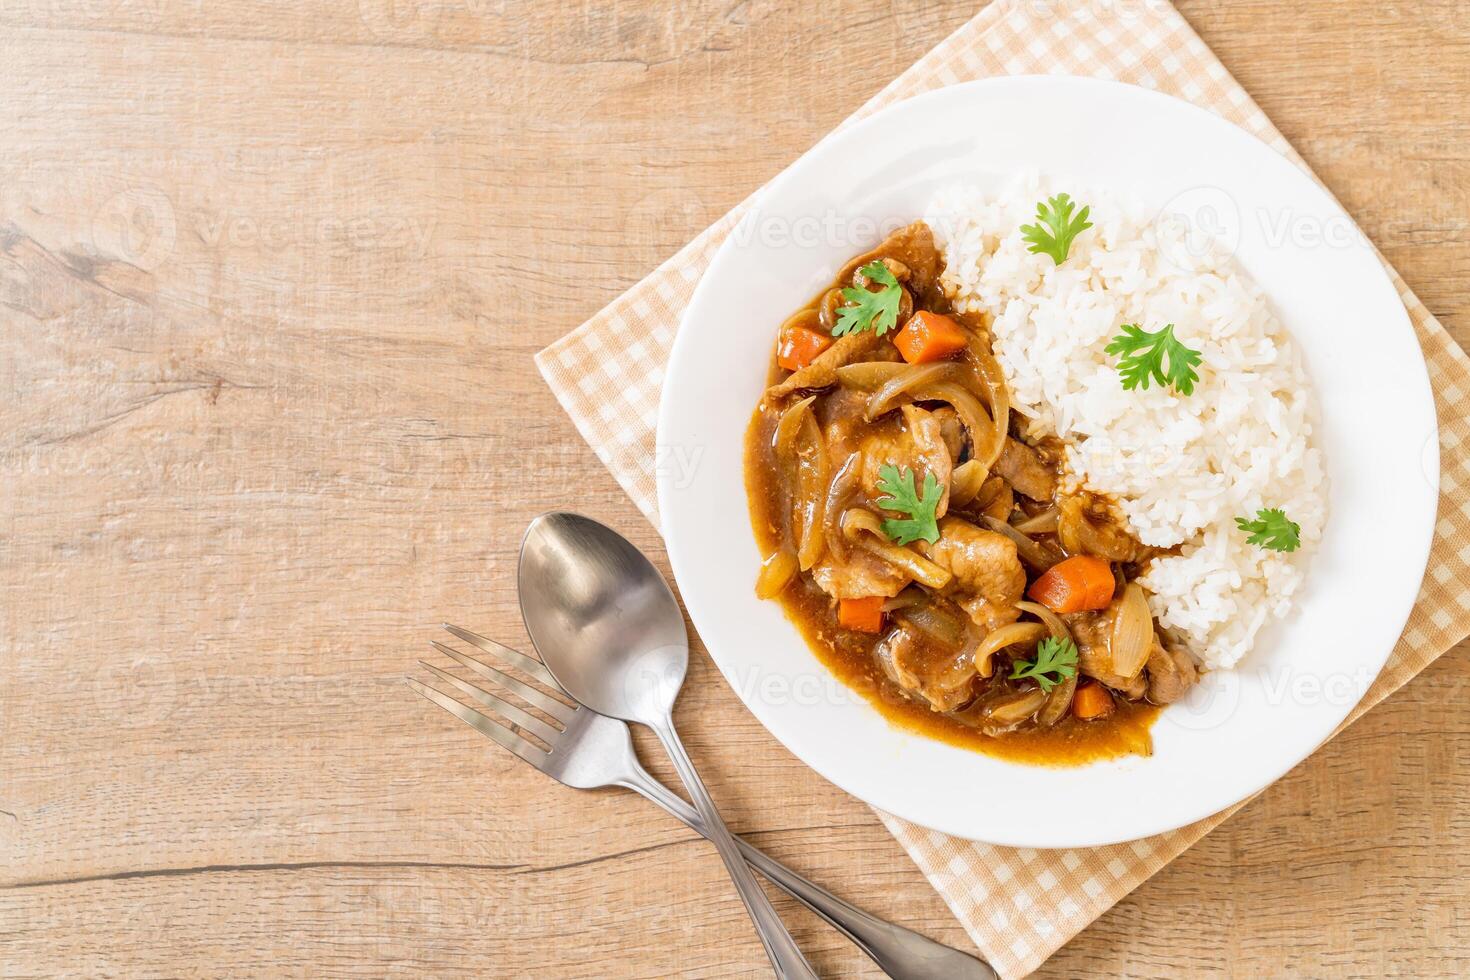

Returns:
821,452,863,564
866,363,955,420
772,395,815,455
987,687,1048,726
1015,600,1074,644
1036,672,1077,727
962,341,1011,468
912,382,993,461
970,621,1048,678
1110,583,1154,680
980,515,1056,573
895,601,969,649
835,361,906,391
882,588,926,613
949,460,988,507
793,409,828,571
773,397,827,570
1013,507,1059,535
842,509,953,589
755,548,798,599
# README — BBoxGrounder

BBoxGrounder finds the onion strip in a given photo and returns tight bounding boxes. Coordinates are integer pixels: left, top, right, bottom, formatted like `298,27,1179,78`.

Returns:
950,460,988,507
1110,582,1154,680
821,453,863,564
1036,672,1078,727
1013,507,1059,535
980,515,1056,573
755,549,798,599
835,361,905,391
987,688,1048,726
794,409,828,570
1015,600,1074,644
842,509,953,589
970,621,1048,678
963,340,1011,468
865,363,955,421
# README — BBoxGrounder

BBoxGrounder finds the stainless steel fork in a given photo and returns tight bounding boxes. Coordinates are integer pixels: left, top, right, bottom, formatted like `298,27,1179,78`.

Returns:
410,624,997,980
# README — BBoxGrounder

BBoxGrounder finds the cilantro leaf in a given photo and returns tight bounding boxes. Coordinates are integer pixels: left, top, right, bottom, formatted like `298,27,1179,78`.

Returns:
874,463,942,546
1009,635,1078,693
1235,508,1301,553
833,261,902,338
1104,323,1203,396
1020,193,1093,265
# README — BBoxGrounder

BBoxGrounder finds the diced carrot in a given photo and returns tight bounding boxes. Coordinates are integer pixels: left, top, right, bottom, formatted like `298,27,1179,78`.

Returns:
1071,681,1115,720
1026,555,1115,613
776,323,835,372
838,596,886,633
892,311,968,365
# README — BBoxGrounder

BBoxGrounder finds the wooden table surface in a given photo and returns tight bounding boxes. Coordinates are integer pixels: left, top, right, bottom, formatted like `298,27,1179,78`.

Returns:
2,1,1468,976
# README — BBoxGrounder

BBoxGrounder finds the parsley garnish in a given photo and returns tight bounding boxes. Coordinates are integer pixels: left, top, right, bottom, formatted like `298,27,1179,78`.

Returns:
1020,193,1093,265
1235,508,1301,553
1104,323,1203,396
874,463,942,546
1009,636,1078,693
833,261,902,337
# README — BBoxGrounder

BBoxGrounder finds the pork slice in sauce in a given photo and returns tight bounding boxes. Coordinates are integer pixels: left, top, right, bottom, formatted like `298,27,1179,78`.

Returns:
995,437,1057,501
859,405,953,517
874,622,977,712
811,548,909,599
1145,637,1199,704
930,406,966,462
917,516,1026,630
1065,606,1147,698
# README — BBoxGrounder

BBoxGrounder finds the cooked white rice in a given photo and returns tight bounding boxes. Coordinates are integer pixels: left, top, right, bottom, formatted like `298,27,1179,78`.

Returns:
925,175,1325,671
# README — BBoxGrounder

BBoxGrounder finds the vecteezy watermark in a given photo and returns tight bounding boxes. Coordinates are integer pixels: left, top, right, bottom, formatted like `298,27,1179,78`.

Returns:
90,185,177,271
725,208,915,253
1153,184,1372,271
193,212,436,257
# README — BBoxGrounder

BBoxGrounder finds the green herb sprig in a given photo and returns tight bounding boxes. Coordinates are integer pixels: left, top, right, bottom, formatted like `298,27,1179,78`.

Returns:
1020,193,1093,265
833,261,902,338
874,463,942,546
1235,508,1301,553
1104,323,1203,396
1009,636,1079,693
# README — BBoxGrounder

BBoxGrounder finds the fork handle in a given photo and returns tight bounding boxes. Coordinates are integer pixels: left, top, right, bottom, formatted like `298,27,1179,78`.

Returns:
617,762,998,980
649,721,820,980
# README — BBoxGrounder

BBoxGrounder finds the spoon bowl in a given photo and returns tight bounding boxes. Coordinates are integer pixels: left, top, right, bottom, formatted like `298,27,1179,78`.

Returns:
518,512,688,725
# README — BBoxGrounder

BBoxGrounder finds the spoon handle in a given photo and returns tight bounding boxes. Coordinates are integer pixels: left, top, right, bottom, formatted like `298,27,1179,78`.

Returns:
618,760,999,980
651,720,820,980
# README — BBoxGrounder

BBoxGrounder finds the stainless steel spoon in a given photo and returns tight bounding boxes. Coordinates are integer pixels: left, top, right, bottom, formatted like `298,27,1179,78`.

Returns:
519,511,820,980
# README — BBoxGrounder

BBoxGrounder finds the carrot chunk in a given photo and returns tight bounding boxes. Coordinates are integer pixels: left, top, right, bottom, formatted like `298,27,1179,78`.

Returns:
838,596,886,633
1026,555,1115,613
1072,681,1115,720
777,323,835,372
892,311,968,364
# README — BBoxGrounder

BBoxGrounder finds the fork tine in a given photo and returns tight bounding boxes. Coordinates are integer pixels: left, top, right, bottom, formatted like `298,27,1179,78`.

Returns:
429,640,575,725
406,678,548,768
442,623,561,690
419,661,561,743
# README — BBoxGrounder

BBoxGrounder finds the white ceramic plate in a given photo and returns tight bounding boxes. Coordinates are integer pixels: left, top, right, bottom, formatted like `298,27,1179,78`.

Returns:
656,76,1437,847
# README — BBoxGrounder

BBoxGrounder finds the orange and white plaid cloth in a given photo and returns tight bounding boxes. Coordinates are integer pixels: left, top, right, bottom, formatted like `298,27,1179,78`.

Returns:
536,2,1470,974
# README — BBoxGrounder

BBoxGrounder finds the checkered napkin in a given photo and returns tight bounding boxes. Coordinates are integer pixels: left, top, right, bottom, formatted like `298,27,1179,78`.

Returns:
536,2,1470,974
